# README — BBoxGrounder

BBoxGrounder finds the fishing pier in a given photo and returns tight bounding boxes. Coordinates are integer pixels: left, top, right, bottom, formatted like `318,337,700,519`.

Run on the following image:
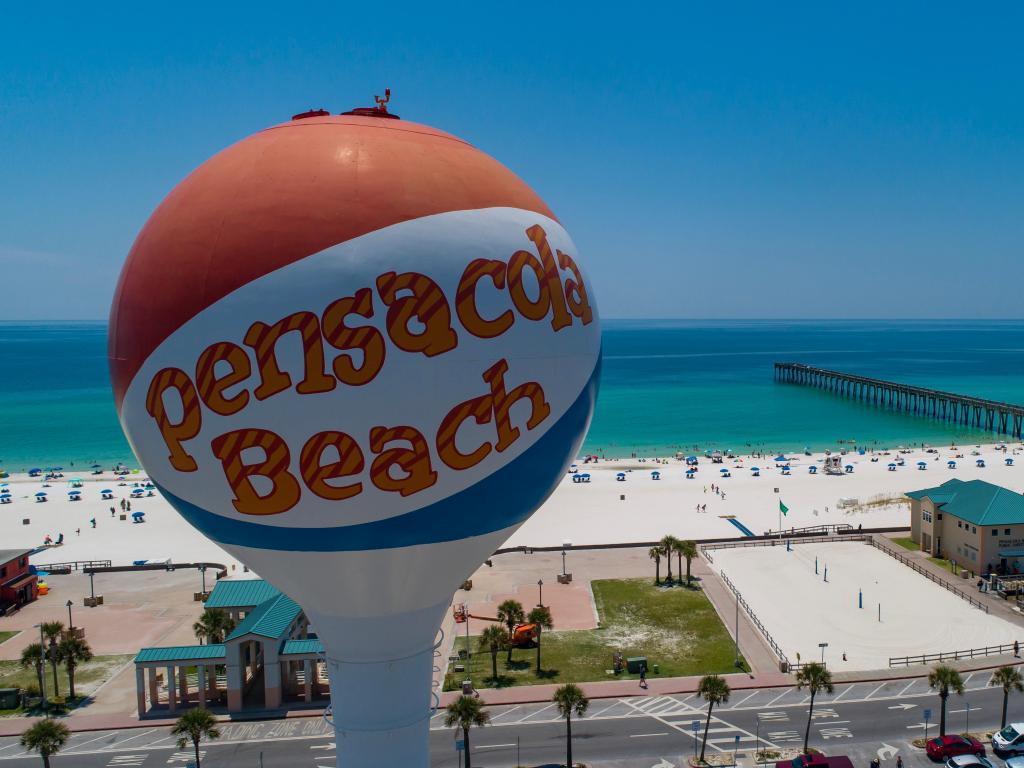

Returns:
774,362,1024,439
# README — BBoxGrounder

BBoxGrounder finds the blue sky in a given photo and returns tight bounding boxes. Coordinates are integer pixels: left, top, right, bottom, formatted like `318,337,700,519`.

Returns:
2,2,1022,320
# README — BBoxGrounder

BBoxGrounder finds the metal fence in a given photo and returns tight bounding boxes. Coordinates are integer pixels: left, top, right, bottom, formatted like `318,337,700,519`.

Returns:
33,559,111,571
866,536,989,613
701,534,867,559
890,641,1019,667
762,523,854,537
719,570,789,666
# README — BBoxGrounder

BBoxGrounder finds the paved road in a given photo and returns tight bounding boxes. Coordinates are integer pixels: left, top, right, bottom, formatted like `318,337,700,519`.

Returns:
0,671,1015,767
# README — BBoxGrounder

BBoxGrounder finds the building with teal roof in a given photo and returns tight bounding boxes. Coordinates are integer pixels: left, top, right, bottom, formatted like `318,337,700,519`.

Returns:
133,578,327,717
906,478,1024,575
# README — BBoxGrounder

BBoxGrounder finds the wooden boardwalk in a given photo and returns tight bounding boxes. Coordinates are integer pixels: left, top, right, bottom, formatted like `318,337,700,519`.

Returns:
774,362,1024,439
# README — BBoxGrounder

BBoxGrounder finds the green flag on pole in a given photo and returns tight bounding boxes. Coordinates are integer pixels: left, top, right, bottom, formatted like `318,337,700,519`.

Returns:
779,500,789,516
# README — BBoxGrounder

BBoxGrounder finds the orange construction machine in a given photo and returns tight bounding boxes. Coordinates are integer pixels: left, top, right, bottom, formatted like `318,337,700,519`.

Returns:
452,603,539,648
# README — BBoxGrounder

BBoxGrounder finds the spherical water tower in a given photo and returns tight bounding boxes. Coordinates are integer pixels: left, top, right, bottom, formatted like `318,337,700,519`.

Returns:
110,94,600,766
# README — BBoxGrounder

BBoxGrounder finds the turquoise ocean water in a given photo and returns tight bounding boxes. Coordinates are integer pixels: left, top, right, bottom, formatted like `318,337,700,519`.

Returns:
2,320,1023,470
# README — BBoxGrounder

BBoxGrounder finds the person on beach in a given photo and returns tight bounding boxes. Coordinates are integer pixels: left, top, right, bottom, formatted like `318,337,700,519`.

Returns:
90,518,96,528
110,506,115,517
639,663,647,689
897,756,903,768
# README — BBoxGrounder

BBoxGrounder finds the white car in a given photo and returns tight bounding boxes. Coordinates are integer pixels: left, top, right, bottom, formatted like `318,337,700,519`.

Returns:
1003,758,1024,768
945,756,995,768
994,723,1024,755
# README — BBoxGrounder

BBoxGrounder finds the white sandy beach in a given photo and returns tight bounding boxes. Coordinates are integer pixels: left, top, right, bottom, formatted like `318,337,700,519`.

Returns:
1,442,1022,567
711,541,1020,671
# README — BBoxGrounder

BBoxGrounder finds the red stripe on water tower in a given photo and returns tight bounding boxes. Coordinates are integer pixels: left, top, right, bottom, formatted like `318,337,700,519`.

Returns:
109,114,555,408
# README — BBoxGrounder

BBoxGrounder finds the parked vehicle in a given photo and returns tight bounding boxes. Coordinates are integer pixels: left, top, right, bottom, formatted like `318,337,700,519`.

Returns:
776,755,854,768
944,756,995,768
926,735,985,761
994,724,1024,755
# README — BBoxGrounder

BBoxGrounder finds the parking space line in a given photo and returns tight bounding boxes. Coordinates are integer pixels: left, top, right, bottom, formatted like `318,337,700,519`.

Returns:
731,691,760,708
64,731,119,752
864,683,887,700
587,701,620,719
898,681,916,696
765,690,793,707
490,705,522,721
832,685,858,702
517,703,556,722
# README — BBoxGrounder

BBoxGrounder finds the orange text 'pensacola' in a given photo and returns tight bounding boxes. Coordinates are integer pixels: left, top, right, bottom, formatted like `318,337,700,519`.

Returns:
142,224,591,515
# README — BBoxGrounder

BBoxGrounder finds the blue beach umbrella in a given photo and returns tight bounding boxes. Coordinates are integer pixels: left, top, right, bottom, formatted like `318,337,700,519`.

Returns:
35,491,47,497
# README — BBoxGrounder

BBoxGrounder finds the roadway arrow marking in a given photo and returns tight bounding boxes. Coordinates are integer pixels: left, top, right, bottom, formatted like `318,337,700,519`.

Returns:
651,760,674,768
310,742,336,751
888,703,916,711
878,744,898,760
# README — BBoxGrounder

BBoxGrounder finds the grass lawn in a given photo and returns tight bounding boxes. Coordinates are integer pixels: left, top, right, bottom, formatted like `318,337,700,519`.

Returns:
444,577,742,690
0,654,132,698
928,556,960,575
891,537,920,552
0,632,16,646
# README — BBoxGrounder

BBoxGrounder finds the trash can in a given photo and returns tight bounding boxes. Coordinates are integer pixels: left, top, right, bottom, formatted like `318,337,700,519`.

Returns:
626,656,648,674
0,688,19,709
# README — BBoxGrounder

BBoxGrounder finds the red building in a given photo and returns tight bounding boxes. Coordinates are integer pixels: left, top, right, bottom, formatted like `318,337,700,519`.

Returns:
0,548,37,614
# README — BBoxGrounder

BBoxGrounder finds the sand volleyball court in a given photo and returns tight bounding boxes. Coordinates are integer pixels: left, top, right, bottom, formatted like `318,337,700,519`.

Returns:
711,540,1020,671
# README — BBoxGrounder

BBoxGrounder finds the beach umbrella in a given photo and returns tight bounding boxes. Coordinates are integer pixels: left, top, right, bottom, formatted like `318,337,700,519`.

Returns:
719,467,729,473
131,511,145,519
101,488,113,493
750,466,760,471
35,491,47,497
774,455,787,462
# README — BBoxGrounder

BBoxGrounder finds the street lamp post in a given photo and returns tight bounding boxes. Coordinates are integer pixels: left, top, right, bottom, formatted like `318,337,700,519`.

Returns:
66,600,73,629
537,579,544,607
561,550,566,576
200,566,207,594
818,642,828,664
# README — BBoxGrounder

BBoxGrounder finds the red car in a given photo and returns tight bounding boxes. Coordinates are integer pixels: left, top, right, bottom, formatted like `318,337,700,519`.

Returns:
926,735,985,761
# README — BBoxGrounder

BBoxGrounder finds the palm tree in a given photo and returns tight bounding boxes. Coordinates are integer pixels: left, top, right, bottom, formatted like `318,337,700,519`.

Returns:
444,694,490,768
192,608,235,645
796,662,833,753
171,707,220,768
40,622,64,698
496,599,525,663
928,665,964,736
478,625,509,681
649,546,664,585
697,674,731,761
57,635,93,700
554,683,589,768
527,605,553,674
660,535,675,584
20,719,70,768
991,665,1023,729
679,540,698,586
19,643,46,698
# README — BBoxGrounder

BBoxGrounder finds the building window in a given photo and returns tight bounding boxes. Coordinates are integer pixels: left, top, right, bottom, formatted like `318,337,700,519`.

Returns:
0,566,5,578
1006,529,1013,536
18,558,25,567
972,526,977,534
923,510,932,523
994,529,1000,536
